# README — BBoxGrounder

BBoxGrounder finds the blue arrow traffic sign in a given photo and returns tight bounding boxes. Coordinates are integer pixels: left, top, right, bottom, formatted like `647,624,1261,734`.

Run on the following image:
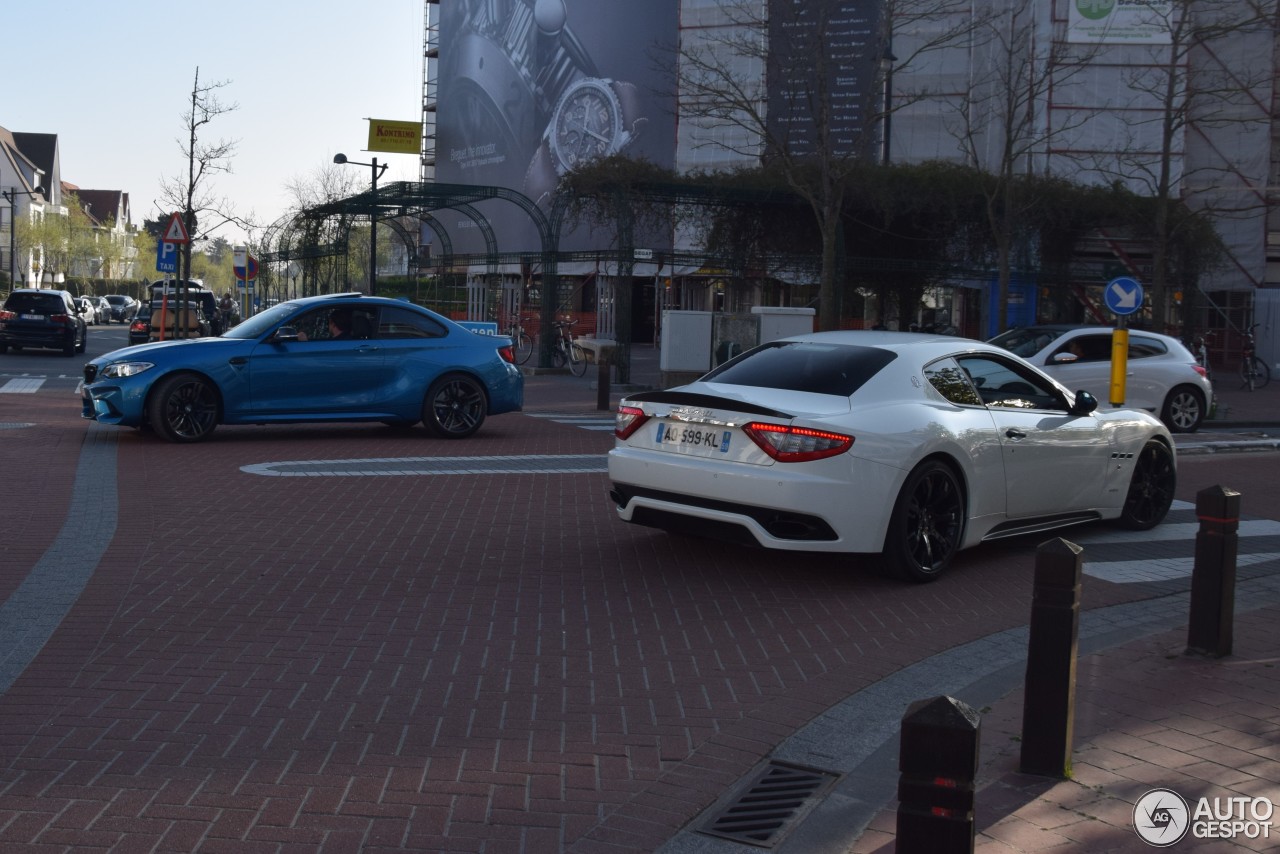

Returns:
1104,276,1143,316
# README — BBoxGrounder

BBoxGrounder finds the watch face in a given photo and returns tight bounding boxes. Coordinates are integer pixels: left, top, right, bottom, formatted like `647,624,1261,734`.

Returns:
549,79,622,171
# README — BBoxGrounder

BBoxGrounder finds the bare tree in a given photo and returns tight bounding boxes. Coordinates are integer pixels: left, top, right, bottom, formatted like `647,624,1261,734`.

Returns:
676,0,984,330
1074,0,1275,330
158,68,240,291
928,1,1110,332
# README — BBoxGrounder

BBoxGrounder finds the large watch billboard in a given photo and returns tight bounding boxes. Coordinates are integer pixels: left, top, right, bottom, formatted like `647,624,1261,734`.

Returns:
437,0,679,255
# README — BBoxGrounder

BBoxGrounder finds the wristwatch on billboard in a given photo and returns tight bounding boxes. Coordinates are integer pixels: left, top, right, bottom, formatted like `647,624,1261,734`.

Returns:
523,77,647,206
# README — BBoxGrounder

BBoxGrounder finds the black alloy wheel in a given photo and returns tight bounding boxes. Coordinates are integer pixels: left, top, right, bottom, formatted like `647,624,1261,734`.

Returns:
422,373,487,438
146,372,220,443
883,460,965,583
1118,440,1176,530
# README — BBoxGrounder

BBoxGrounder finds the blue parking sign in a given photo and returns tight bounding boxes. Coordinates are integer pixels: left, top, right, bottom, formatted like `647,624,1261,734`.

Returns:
156,241,178,273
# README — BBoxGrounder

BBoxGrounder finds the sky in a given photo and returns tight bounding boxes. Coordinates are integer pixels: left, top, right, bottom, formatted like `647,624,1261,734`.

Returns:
6,0,426,247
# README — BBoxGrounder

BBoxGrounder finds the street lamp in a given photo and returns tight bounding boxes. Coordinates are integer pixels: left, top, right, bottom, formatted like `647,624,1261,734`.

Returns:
2,184,41,288
334,153,389,295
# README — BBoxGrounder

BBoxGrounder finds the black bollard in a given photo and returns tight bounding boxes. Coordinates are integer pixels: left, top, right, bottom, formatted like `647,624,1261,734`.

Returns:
896,695,980,853
1019,538,1082,778
596,351,611,411
1186,485,1240,658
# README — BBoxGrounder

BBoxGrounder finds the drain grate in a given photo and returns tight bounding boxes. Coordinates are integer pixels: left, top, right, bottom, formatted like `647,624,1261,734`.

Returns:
698,760,839,848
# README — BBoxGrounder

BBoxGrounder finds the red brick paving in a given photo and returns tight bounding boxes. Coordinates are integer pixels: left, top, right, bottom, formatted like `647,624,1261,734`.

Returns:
0,367,1277,852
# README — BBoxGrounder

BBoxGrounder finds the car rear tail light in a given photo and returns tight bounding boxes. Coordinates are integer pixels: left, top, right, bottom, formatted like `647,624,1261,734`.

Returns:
1193,365,1208,379
615,405,651,440
742,422,853,462
497,344,516,364
51,314,71,325
0,310,12,321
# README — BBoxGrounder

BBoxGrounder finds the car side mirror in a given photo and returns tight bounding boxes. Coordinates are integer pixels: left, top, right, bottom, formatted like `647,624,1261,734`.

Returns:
1070,390,1098,416
273,326,300,342
1052,352,1079,364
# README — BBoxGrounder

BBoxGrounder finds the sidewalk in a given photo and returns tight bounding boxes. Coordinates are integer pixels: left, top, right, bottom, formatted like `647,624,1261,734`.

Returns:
847,600,1280,853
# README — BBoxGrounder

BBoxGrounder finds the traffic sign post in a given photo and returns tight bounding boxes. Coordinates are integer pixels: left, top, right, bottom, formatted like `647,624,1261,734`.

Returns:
1104,277,1144,407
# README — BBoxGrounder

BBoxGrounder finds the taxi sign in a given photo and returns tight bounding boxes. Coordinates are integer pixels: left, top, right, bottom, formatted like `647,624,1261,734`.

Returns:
155,241,178,273
1104,276,1143,316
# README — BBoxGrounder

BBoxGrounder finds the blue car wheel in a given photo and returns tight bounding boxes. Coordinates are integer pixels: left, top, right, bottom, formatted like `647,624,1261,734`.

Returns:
423,373,486,439
146,372,220,443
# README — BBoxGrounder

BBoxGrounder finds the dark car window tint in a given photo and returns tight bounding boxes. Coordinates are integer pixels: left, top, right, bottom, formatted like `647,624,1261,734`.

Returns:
378,306,446,339
924,358,983,406
957,355,1063,411
6,293,69,314
701,341,896,396
1052,334,1111,363
1129,336,1167,359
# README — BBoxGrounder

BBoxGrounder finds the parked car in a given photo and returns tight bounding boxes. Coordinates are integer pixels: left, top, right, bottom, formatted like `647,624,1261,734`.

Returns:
74,297,98,326
0,288,88,356
987,325,1213,433
82,293,524,443
104,294,138,323
607,331,1176,582
88,296,110,324
128,304,151,346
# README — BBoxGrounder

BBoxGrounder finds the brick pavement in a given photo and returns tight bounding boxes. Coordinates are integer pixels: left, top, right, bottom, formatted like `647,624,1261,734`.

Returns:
0,343,1276,852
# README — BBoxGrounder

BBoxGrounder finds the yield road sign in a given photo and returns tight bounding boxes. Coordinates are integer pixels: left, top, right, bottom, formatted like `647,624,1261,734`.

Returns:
156,241,178,273
1104,276,1143,316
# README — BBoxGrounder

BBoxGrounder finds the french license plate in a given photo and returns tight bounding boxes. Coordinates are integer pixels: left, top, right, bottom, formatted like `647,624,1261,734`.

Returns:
655,421,732,453
20,314,43,320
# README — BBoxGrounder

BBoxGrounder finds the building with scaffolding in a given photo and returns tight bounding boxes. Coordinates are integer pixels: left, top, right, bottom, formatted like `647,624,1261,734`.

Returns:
311,0,1276,370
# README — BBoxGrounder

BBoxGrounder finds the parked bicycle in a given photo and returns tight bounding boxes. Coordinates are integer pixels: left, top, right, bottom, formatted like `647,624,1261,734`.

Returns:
506,318,534,365
552,319,588,376
1240,324,1271,391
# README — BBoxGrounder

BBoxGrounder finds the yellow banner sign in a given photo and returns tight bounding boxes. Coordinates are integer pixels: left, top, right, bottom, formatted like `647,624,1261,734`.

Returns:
367,119,421,155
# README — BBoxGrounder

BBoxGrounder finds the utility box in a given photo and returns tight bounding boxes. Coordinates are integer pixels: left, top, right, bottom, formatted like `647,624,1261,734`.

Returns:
752,306,815,343
660,310,713,375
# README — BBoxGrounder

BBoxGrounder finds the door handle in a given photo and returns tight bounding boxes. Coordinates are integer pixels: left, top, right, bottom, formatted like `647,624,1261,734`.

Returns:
1005,428,1026,439
229,357,247,366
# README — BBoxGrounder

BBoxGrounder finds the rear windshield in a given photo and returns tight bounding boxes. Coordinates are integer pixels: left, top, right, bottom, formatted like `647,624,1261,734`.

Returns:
5,293,68,314
701,341,896,397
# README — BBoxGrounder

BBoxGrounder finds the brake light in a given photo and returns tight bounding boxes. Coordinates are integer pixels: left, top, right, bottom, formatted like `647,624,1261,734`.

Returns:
1193,365,1208,379
742,422,853,462
0,310,13,321
51,313,71,325
497,344,516,364
614,405,650,440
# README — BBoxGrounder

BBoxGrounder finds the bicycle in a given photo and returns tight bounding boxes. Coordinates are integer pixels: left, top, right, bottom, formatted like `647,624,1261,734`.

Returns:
1239,324,1270,391
551,319,588,376
506,318,534,365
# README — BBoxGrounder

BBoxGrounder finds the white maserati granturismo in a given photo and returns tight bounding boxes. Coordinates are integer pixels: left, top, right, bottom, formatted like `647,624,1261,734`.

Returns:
608,331,1177,582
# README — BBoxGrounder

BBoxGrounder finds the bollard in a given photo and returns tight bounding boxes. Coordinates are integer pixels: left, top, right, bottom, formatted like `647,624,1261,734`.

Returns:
896,695,980,853
1019,538,1082,778
596,353,611,411
1186,485,1240,658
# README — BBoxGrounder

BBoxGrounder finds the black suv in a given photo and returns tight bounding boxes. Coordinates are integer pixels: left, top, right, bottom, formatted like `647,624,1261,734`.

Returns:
0,288,88,356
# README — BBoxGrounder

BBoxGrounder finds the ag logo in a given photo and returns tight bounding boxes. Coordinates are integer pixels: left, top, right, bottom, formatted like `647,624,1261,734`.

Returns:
1076,0,1116,20
1134,788,1190,846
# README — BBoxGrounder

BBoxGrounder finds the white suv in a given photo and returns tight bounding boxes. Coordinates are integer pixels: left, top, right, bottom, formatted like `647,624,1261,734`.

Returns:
988,325,1213,433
